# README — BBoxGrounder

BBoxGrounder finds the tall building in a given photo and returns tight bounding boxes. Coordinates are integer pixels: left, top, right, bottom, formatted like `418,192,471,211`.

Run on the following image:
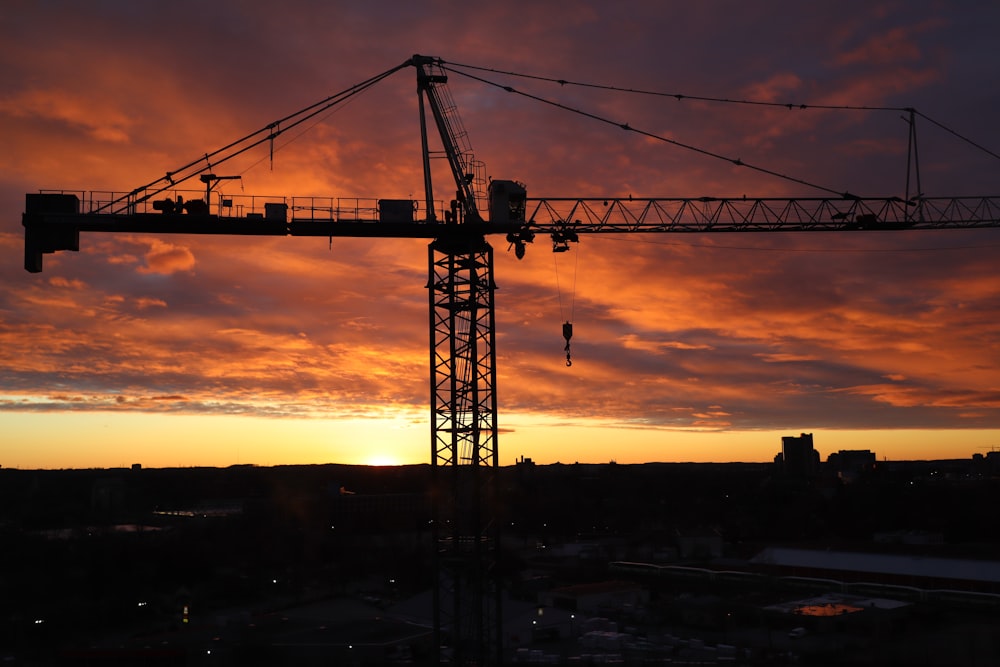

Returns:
776,432,819,476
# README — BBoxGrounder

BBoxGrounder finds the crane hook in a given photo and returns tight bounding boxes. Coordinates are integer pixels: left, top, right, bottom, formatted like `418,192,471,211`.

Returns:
562,321,573,367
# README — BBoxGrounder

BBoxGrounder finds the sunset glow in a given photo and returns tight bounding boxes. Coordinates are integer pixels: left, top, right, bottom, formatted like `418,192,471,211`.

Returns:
2,2,999,469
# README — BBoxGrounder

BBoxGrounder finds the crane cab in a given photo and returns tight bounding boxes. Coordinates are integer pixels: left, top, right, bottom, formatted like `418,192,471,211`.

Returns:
488,180,526,224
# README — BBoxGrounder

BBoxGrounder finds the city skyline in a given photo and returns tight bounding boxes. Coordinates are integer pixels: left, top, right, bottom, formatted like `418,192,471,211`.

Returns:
2,1,1000,469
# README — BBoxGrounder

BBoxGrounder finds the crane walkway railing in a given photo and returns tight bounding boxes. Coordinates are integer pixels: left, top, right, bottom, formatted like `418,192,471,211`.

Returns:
36,189,444,223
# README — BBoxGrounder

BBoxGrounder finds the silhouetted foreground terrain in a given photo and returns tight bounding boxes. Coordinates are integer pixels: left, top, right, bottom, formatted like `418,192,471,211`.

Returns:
2,459,999,664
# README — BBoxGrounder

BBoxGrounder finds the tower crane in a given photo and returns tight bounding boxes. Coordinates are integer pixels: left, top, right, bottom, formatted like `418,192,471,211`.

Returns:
20,55,1000,665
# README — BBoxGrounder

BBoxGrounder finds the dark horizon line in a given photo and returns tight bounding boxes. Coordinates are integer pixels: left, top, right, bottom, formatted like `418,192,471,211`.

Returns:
2,455,990,473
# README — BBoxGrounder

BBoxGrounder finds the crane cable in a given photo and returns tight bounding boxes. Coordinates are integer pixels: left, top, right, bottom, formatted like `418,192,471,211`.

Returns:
442,62,1000,197
554,242,580,366
444,60,912,111
444,60,1000,165
443,66,847,197
234,84,369,181
99,59,412,215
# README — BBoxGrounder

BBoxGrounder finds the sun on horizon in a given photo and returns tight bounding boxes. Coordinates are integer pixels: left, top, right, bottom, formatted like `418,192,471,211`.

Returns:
364,453,402,467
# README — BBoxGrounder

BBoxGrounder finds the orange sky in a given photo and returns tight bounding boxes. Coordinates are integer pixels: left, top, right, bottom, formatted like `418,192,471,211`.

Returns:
2,1,999,468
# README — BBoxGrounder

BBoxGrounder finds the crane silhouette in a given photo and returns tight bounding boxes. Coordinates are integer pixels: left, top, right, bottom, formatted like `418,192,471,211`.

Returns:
21,55,1000,665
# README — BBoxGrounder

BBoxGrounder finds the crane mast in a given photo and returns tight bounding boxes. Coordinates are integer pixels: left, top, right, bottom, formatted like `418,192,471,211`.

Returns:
415,56,502,667
18,55,1000,666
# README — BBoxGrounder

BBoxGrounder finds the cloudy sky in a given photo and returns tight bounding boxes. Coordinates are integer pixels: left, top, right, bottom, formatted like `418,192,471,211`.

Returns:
2,1,999,468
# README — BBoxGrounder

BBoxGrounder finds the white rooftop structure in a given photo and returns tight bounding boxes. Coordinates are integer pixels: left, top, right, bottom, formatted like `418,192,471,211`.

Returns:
751,547,1000,585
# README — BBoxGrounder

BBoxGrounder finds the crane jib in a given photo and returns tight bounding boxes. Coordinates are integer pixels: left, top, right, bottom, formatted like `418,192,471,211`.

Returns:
21,191,1000,272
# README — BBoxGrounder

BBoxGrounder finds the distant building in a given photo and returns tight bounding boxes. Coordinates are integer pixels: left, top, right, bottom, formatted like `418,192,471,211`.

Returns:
540,580,648,616
90,476,126,517
827,449,877,483
330,491,428,533
774,432,819,476
675,527,724,560
873,529,944,546
984,451,1000,474
515,454,537,485
750,546,1000,594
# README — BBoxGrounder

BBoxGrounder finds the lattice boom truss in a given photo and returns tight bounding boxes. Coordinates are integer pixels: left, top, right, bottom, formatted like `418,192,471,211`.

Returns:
526,195,1000,232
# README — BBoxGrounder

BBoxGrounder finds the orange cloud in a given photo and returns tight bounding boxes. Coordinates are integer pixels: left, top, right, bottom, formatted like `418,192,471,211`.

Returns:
741,73,804,104
0,88,134,143
48,276,86,290
834,20,943,67
135,239,196,275
845,384,1000,411
135,297,167,310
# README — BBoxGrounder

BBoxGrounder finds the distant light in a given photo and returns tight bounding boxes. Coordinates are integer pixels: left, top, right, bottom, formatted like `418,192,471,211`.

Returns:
272,579,278,584
34,619,44,624
138,601,147,607
206,650,212,655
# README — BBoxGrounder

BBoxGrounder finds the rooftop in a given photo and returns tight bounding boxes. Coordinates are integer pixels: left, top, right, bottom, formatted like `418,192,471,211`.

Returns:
752,547,1000,584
